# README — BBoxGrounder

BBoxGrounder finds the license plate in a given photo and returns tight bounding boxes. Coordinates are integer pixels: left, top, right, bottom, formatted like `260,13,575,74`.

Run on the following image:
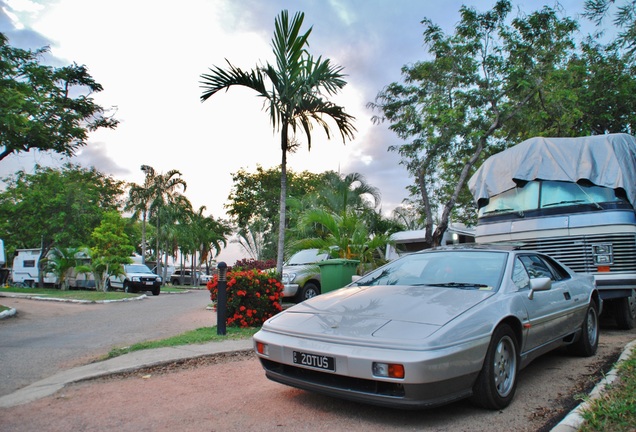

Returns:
145,281,154,285
292,351,335,371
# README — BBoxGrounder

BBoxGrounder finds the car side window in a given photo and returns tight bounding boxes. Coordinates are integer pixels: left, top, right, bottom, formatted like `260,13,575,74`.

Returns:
512,258,531,290
540,255,571,281
519,255,556,280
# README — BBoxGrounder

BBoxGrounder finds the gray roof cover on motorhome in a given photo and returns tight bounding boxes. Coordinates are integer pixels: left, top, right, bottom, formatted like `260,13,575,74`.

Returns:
468,133,636,206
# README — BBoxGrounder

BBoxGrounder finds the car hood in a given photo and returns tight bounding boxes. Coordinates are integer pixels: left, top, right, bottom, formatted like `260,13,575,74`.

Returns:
265,284,495,343
127,272,158,278
282,263,319,274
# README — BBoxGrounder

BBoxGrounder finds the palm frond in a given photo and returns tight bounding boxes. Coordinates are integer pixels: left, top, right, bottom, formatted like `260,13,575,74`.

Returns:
200,60,268,102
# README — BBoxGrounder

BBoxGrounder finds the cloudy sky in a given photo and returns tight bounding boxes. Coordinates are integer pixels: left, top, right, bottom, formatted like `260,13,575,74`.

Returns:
0,0,590,263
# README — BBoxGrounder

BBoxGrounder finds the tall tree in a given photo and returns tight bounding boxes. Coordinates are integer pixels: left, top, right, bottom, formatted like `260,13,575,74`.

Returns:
90,211,134,291
371,1,577,245
124,168,154,263
584,0,636,56
200,10,356,274
226,166,332,260
140,165,187,277
0,164,124,283
0,33,118,162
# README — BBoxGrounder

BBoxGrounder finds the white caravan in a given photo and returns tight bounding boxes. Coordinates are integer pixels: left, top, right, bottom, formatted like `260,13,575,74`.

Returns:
11,249,57,287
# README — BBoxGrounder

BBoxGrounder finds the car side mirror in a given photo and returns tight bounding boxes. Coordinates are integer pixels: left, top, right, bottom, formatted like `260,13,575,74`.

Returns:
528,277,552,300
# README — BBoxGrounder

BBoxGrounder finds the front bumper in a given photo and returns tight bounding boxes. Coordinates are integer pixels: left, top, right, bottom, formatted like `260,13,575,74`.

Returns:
282,283,299,298
253,329,488,409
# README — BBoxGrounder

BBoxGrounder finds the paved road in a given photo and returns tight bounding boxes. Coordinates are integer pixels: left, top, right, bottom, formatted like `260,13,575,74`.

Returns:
0,290,214,397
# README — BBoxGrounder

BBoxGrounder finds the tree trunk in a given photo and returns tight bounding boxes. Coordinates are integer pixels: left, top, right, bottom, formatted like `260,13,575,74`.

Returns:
417,167,434,247
155,210,162,278
276,123,289,275
141,211,147,264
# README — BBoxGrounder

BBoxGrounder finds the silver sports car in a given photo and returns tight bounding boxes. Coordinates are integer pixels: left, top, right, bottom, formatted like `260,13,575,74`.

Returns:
253,246,600,410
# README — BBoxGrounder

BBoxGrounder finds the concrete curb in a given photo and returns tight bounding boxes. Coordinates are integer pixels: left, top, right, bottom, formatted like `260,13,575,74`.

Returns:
551,339,636,432
0,291,149,303
0,306,16,319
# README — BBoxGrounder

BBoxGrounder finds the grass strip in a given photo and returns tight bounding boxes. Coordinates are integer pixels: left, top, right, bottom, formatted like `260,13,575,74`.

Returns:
105,326,259,359
579,349,636,432
0,286,185,300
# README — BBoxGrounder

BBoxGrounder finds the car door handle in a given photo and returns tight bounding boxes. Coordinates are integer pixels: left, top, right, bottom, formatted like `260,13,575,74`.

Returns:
564,292,571,301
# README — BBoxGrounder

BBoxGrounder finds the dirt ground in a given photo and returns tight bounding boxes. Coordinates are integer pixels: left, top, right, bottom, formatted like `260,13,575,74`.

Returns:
1,300,635,432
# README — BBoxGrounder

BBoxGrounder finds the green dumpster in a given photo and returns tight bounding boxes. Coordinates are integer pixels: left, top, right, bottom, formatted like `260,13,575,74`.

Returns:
317,259,360,293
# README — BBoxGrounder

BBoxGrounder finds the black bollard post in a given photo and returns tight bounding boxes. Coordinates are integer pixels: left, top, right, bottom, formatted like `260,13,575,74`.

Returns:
216,262,227,336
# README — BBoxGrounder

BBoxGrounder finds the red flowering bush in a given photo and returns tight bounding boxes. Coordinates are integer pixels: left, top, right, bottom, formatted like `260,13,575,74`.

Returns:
232,258,277,271
207,269,283,328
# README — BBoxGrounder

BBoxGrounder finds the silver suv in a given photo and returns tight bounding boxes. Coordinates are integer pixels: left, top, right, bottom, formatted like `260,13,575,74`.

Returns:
282,249,332,302
170,269,212,286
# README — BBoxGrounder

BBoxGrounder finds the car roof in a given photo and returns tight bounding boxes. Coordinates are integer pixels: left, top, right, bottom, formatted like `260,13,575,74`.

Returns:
427,243,520,252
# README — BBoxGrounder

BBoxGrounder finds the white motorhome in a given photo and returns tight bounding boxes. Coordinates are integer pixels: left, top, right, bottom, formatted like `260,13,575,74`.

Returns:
385,224,475,261
469,133,636,329
11,249,57,287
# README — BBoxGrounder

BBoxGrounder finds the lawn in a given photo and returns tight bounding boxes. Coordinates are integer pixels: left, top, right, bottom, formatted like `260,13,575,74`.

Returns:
0,286,188,301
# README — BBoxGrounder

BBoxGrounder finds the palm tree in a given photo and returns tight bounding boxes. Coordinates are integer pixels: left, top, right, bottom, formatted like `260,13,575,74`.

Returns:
200,10,356,274
290,208,389,270
196,211,232,272
141,165,187,277
125,177,152,263
46,246,80,291
231,217,269,260
317,172,381,216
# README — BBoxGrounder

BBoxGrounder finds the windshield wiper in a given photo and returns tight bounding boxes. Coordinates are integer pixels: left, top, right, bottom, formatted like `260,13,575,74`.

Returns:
427,282,490,289
542,199,587,208
483,207,514,215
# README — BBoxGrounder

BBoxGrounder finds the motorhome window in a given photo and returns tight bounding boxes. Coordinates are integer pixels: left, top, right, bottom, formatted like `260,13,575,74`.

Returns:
540,181,624,208
478,180,626,217
23,260,35,268
478,182,539,217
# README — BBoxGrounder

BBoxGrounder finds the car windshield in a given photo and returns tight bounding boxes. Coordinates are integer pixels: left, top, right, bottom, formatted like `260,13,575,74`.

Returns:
287,249,329,265
125,264,153,274
351,250,507,290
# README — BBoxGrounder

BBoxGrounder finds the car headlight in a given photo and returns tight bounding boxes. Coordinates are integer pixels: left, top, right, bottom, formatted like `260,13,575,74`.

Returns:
282,273,296,284
131,276,140,282
156,277,162,283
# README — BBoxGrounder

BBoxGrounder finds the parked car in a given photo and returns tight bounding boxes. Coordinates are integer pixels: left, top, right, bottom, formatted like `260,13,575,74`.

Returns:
200,273,213,285
254,245,600,410
107,264,162,296
281,248,333,302
170,269,210,286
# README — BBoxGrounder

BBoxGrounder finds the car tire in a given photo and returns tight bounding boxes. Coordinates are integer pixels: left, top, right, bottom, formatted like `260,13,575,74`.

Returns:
568,301,599,357
124,281,135,293
295,282,320,303
106,278,112,291
172,279,180,286
615,290,636,330
152,287,160,296
470,323,518,410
